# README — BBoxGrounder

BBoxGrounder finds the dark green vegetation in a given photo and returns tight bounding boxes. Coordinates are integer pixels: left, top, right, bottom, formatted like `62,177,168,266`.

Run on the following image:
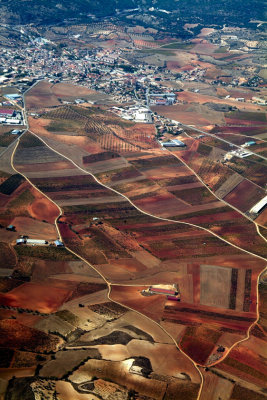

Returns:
0,133,16,147
14,245,79,261
0,174,24,195
19,133,44,148
8,189,35,209
0,0,264,32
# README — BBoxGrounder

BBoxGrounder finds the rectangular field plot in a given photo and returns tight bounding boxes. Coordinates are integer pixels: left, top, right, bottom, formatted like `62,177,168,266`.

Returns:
200,265,232,309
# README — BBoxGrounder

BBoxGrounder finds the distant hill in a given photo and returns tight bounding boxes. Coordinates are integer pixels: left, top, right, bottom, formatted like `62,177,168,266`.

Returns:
0,0,265,29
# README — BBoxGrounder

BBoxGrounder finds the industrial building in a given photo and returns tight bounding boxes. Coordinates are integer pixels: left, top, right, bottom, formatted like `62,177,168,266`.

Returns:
161,139,186,147
110,106,153,123
11,129,22,135
16,238,48,245
142,284,180,301
149,93,176,106
54,240,64,247
134,107,153,123
250,195,267,215
0,109,15,118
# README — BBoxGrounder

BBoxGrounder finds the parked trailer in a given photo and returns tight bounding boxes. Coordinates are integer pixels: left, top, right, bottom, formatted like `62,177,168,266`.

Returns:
167,295,180,301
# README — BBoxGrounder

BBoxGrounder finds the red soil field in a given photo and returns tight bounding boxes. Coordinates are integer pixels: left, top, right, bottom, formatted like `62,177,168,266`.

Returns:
28,197,59,224
10,216,57,240
51,82,95,98
229,347,267,377
180,210,242,225
0,282,73,313
255,208,267,226
163,305,254,333
187,264,200,305
190,42,218,54
59,223,79,242
135,192,190,217
31,259,72,281
213,126,267,136
224,180,265,212
25,81,61,110
18,161,75,173
152,104,223,126
26,81,96,110
0,320,60,352
217,356,267,387
225,118,267,126
110,285,167,322
180,336,214,364
175,91,265,112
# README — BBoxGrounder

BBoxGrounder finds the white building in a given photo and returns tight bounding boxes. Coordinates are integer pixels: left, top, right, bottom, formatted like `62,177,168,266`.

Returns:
250,195,267,214
134,107,153,123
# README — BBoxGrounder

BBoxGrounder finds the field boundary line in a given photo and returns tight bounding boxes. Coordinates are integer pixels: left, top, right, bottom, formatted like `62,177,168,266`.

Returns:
180,122,267,161
10,137,204,400
27,128,267,262
167,148,267,231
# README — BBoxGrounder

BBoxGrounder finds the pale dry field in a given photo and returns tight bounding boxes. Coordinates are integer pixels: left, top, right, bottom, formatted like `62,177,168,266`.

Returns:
200,264,232,309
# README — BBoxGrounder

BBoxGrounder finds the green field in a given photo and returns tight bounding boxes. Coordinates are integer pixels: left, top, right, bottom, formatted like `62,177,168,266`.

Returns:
160,42,194,50
14,245,78,261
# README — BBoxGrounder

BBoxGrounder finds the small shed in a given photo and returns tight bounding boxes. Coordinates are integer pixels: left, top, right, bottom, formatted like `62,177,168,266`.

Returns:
245,141,256,146
54,240,64,247
16,238,26,245
6,225,15,231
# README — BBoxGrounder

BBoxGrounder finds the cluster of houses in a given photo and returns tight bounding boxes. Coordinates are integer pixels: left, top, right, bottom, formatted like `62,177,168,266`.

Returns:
0,108,24,125
224,140,256,160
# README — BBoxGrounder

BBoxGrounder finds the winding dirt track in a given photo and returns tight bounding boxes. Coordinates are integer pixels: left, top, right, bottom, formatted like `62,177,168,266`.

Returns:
10,128,267,400
167,146,267,228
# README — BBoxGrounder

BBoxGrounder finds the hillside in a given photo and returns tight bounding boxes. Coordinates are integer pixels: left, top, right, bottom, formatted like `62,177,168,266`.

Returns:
0,0,265,29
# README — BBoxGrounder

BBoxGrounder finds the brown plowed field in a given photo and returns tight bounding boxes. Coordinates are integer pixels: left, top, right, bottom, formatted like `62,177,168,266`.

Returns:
26,81,61,110
0,282,73,313
175,91,265,111
28,197,59,225
17,161,75,173
110,285,167,322
26,81,96,110
10,216,57,240
224,180,265,212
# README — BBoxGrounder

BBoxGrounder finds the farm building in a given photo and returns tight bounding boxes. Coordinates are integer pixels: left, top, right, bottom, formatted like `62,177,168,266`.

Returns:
149,93,176,106
250,195,267,214
5,94,21,101
16,238,26,245
26,239,48,245
245,141,256,146
5,119,21,125
162,139,186,147
134,107,153,123
142,284,180,300
0,109,15,118
54,240,64,247
6,225,15,231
